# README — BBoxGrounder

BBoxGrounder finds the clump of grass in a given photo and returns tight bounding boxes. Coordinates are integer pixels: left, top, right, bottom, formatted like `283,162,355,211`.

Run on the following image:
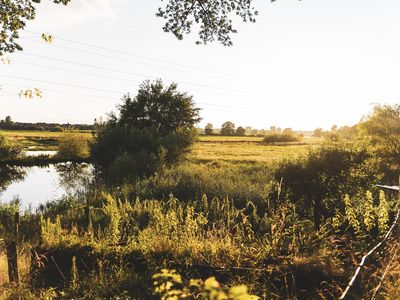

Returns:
57,133,89,160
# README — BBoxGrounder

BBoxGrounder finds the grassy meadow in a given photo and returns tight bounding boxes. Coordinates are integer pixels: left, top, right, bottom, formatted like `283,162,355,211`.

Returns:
1,130,321,163
0,127,398,299
1,130,93,151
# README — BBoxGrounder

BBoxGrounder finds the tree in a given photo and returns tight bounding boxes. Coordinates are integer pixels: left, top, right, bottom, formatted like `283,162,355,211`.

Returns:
117,79,201,135
157,0,262,46
1,0,282,54
360,104,400,164
220,121,235,136
282,128,294,135
0,0,70,55
204,123,214,135
236,126,245,136
313,128,323,138
91,79,201,181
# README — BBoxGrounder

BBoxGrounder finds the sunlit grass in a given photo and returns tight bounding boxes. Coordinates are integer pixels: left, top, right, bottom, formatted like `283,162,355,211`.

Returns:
1,131,322,161
1,130,93,151
190,135,322,162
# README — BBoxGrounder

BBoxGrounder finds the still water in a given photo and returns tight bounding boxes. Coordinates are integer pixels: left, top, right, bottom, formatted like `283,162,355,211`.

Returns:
0,163,93,210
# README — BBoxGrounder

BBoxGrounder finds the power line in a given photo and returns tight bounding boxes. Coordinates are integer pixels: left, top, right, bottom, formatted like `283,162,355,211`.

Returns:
24,39,233,80
11,60,249,100
0,74,123,95
23,30,241,79
0,82,242,110
17,52,257,96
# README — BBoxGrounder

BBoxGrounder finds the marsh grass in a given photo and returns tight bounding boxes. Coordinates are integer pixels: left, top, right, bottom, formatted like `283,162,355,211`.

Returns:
1,130,93,151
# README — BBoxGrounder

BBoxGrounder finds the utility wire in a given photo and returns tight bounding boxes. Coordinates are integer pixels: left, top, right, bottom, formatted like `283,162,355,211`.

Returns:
0,82,242,110
10,60,249,101
23,30,241,79
17,52,256,96
0,74,122,95
25,39,233,80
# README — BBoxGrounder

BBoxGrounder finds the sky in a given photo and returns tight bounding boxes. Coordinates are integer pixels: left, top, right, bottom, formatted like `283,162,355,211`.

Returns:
1,0,400,130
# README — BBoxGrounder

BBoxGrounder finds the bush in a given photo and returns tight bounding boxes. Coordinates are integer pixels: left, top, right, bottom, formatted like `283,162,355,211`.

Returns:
0,133,22,161
263,132,301,143
91,126,197,182
274,141,382,229
57,133,89,160
50,126,64,132
134,160,273,208
90,79,200,181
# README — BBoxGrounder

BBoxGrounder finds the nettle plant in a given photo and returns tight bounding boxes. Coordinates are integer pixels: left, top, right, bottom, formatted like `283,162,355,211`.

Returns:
152,269,259,300
332,190,390,238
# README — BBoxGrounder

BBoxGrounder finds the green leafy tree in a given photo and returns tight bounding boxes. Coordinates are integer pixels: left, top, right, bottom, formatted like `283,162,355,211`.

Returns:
157,0,260,46
220,121,235,136
204,123,214,135
1,0,287,54
360,104,400,164
236,126,245,136
0,0,70,55
91,79,201,181
117,79,200,135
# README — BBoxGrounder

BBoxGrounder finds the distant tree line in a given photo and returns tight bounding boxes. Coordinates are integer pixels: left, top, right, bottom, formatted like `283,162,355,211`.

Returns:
203,121,305,138
0,116,94,131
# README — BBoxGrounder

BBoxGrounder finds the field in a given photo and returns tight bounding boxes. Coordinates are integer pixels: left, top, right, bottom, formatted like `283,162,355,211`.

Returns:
191,137,319,162
3,129,392,299
1,130,93,151
1,130,321,162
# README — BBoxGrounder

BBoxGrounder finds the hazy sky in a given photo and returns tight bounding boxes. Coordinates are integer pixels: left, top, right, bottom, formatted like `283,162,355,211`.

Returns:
1,0,400,130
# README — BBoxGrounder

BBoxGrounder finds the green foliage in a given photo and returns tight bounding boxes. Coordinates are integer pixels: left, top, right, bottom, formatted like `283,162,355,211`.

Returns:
220,121,236,136
275,140,382,229
360,104,400,164
0,133,22,160
363,191,375,233
91,79,200,181
205,123,214,135
57,133,89,160
152,269,259,299
0,200,19,242
134,161,273,208
344,194,360,235
157,0,260,46
0,0,71,55
263,131,301,143
378,190,389,234
236,126,246,136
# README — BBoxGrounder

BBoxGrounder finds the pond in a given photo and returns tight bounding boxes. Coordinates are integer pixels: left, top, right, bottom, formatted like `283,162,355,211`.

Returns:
0,162,93,211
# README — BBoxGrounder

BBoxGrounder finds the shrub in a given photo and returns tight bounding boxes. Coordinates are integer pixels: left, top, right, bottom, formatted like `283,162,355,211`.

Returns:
274,141,382,229
57,133,89,160
263,132,301,143
50,126,64,132
0,133,22,161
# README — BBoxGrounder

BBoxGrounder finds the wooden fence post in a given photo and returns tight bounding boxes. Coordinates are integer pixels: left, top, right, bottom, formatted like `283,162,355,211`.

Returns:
7,211,19,283
84,205,90,231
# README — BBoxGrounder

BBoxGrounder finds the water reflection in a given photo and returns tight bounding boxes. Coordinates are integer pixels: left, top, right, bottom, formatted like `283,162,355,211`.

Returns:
0,165,26,193
0,163,93,210
55,163,92,193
